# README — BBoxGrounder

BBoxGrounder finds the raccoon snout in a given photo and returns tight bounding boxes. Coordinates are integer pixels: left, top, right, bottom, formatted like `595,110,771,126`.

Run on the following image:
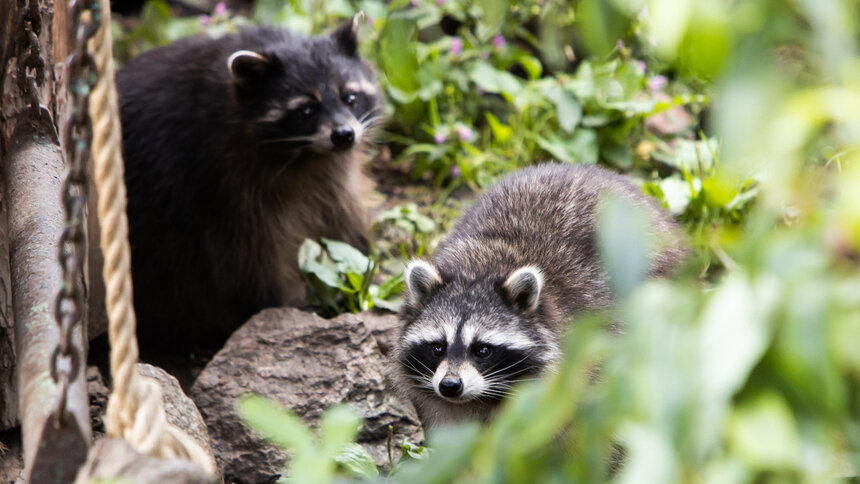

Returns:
330,126,355,149
438,377,463,398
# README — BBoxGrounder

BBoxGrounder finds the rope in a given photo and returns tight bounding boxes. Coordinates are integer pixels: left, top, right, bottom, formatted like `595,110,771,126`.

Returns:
88,0,216,474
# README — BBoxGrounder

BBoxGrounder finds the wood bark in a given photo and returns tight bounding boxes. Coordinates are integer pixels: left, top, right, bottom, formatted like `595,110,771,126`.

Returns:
0,0,100,445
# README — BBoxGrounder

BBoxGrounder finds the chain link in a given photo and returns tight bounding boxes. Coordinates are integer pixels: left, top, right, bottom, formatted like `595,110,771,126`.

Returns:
51,0,100,427
16,0,45,119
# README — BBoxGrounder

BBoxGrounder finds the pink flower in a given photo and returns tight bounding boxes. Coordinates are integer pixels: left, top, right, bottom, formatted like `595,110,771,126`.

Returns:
636,60,646,75
647,75,667,91
451,165,461,178
434,132,448,144
436,0,444,5
455,125,474,142
199,14,211,25
214,2,227,16
367,15,374,25
639,5,649,20
492,35,505,48
616,39,624,51
450,37,463,55
411,0,418,5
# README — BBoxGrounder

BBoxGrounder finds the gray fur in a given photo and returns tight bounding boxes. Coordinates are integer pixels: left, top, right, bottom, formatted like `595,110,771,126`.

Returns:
390,163,686,428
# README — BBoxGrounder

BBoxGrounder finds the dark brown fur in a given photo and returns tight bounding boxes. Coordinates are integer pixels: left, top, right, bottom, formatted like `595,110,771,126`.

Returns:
118,23,382,353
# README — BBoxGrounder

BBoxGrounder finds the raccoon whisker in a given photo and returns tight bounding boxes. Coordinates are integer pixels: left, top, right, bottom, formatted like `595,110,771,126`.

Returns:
358,107,383,124
360,115,386,127
496,377,542,385
408,355,435,375
482,354,536,380
478,389,514,400
485,383,523,396
483,372,540,387
260,135,317,144
483,365,541,382
401,360,433,380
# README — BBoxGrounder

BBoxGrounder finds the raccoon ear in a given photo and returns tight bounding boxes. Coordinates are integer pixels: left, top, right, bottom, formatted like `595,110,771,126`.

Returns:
228,50,272,85
503,266,544,312
332,12,364,57
405,260,442,305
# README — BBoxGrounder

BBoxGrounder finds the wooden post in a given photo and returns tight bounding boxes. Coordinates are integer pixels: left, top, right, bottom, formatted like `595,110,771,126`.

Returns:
0,0,94,480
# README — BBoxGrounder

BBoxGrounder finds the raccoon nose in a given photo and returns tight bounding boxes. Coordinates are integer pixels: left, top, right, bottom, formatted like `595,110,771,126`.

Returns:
330,126,355,149
438,377,463,398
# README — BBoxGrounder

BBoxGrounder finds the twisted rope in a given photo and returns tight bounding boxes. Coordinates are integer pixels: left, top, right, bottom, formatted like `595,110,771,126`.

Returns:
88,0,215,474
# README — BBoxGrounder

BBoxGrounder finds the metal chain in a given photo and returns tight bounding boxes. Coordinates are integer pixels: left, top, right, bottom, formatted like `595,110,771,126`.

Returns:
51,0,100,427
16,0,45,119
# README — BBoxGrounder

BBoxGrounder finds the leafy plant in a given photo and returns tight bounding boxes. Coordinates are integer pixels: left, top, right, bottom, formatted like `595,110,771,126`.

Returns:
298,238,403,317
238,394,379,482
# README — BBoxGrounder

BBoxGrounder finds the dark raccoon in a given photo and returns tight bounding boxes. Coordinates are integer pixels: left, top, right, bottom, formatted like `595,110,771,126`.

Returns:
390,163,686,428
117,18,383,353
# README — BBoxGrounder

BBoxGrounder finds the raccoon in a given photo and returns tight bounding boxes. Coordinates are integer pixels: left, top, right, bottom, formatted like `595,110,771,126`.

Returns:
390,163,686,428
117,17,383,353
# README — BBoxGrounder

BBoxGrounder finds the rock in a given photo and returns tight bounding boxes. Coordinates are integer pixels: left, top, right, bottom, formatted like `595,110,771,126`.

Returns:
136,363,216,464
354,311,401,355
0,428,24,483
87,365,110,437
190,308,423,484
75,438,217,484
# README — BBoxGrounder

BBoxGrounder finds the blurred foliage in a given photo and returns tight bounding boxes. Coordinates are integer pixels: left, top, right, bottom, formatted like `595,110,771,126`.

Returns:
115,0,859,482
298,238,403,316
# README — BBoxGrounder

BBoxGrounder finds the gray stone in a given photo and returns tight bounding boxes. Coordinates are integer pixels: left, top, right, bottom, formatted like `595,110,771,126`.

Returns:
137,363,216,463
354,311,401,355
190,308,422,484
0,428,24,483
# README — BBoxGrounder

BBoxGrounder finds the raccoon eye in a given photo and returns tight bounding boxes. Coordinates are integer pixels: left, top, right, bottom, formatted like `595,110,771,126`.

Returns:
472,345,493,359
343,92,358,107
430,342,446,358
299,104,318,118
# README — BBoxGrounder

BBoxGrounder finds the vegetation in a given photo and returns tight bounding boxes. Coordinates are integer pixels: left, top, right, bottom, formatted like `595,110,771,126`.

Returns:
115,0,859,482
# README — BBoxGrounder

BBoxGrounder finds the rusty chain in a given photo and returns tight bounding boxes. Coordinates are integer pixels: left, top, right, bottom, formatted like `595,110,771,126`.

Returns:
51,0,100,427
16,0,45,119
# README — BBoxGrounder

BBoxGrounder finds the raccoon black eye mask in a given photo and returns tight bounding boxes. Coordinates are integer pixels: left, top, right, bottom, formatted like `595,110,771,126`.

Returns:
390,163,686,428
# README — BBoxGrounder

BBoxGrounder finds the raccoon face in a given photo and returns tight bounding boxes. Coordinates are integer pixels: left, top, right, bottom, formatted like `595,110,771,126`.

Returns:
396,261,561,408
227,16,383,157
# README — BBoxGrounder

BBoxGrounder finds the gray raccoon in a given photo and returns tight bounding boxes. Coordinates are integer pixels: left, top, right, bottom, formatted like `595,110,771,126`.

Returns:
390,163,686,428
117,16,383,353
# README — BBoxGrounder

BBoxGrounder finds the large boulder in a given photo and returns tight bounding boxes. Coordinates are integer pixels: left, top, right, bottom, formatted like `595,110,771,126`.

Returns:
190,308,422,484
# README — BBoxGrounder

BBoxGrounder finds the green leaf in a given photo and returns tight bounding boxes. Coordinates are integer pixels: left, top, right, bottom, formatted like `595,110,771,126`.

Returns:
514,52,543,80
372,297,402,313
729,393,800,470
475,0,506,41
485,112,514,144
321,238,371,274
658,176,693,215
469,62,523,98
238,394,314,454
536,129,598,163
319,405,362,457
544,86,583,133
379,18,420,94
334,443,379,478
297,238,322,268
595,194,651,299
377,272,405,299
304,260,347,290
